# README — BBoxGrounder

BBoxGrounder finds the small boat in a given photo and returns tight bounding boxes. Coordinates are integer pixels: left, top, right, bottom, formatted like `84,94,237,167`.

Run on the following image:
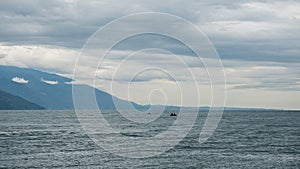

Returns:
170,112,177,116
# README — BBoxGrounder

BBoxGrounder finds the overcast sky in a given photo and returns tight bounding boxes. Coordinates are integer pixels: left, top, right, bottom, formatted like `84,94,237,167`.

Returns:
0,0,299,109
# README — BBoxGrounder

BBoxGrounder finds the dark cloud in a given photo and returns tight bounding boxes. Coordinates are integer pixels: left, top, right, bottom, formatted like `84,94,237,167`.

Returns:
233,82,300,91
0,0,299,63
0,0,299,87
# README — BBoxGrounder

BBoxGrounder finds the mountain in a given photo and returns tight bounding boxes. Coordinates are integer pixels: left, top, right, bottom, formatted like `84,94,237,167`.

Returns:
0,65,273,111
0,90,44,110
0,65,144,110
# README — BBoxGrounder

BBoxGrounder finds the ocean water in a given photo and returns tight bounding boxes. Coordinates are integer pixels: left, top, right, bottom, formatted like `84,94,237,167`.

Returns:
0,110,299,168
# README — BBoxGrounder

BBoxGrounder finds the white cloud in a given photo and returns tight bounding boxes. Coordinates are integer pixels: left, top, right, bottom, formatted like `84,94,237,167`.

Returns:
64,81,75,85
12,77,28,84
0,44,77,75
41,78,58,85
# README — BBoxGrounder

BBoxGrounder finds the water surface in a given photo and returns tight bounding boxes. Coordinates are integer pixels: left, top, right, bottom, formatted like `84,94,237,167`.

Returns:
0,110,299,168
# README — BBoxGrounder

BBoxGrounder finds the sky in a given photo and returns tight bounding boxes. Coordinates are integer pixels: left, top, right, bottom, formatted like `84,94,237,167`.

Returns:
0,0,299,110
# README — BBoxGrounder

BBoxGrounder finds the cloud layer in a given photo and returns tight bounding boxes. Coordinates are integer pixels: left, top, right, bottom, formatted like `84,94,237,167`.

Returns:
0,0,299,62
0,0,299,109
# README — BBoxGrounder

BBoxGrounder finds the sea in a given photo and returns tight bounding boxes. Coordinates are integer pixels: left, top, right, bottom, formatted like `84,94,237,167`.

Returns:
0,110,299,168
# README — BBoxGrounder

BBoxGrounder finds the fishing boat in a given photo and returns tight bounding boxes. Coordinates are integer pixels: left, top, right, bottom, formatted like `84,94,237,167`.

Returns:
170,112,177,116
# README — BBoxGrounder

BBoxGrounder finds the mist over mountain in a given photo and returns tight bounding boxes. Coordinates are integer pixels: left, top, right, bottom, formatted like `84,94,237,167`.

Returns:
0,65,144,110
0,89,44,110
0,65,272,111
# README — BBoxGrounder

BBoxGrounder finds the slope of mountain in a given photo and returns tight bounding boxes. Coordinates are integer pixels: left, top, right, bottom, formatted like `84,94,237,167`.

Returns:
0,65,274,111
0,65,143,110
0,90,45,110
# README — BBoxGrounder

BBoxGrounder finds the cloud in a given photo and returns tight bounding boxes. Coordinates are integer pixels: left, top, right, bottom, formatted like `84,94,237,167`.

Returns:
11,77,29,83
0,41,299,109
0,0,299,62
0,44,77,75
41,78,58,85
0,0,299,109
224,62,300,91
64,81,75,85
0,53,6,59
